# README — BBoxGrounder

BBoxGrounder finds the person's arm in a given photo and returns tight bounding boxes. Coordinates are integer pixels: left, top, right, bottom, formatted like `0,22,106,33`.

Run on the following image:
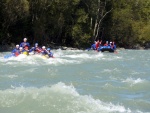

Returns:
12,49,15,53
45,50,50,54
48,52,53,57
36,48,42,53
20,43,23,47
12,49,17,54
29,47,34,52
41,50,45,55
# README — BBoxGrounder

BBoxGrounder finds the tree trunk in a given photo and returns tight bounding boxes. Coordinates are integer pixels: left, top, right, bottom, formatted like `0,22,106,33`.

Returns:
93,0,113,41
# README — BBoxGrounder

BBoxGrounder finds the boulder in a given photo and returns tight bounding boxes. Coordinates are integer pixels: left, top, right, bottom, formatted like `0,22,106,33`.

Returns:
144,42,150,49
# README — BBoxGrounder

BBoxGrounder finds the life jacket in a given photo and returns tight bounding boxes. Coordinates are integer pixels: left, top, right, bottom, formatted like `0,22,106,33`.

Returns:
14,52,20,56
111,44,114,49
22,47,29,55
110,44,116,50
12,48,20,56
20,42,30,48
48,52,53,57
35,47,42,53
96,42,100,49
91,44,96,50
104,43,108,46
23,51,29,55
41,49,48,55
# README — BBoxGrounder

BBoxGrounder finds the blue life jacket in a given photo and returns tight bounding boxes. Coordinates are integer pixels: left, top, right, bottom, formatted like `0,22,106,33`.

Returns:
12,48,20,53
20,42,30,48
11,48,20,56
48,52,53,57
91,44,96,50
41,50,48,55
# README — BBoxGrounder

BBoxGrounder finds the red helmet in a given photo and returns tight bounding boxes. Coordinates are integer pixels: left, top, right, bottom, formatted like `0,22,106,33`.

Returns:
24,46,28,49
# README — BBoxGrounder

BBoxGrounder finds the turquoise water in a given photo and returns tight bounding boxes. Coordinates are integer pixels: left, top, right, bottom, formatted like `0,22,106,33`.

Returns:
0,49,150,113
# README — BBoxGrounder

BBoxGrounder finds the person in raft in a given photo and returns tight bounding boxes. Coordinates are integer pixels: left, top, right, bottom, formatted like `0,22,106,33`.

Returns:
30,43,42,54
91,41,97,50
20,38,30,49
41,46,47,55
96,40,102,50
12,44,20,56
104,41,109,46
23,46,30,55
41,46,53,58
18,46,29,55
19,47,24,54
46,48,53,58
111,41,116,50
95,40,100,50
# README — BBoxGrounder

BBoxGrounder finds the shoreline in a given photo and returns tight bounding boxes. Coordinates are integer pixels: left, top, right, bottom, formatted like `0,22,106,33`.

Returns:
0,44,80,52
0,44,149,52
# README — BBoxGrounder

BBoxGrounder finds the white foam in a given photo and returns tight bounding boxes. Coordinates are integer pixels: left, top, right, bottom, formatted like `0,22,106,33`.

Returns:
123,78,144,85
0,74,18,79
43,58,81,65
7,74,18,79
102,68,120,73
0,82,131,113
0,50,104,66
62,52,104,60
102,56,122,61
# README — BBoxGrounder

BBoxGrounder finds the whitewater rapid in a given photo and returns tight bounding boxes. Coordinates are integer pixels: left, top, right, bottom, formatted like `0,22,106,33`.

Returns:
0,49,150,113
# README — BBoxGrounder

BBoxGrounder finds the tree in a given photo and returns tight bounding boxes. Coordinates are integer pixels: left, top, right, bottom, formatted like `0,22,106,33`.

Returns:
0,0,29,44
110,0,150,47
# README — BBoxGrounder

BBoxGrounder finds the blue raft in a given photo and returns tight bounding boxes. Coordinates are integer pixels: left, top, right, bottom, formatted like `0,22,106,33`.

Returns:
4,54,15,59
98,46,116,52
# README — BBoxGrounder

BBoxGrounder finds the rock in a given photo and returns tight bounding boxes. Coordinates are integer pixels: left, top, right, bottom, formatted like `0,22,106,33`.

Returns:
61,46,68,50
66,47,79,50
117,48,125,50
144,42,150,49
132,44,142,49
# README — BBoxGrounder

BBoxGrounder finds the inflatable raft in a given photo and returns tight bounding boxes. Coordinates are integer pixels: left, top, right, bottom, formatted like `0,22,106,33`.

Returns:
4,51,28,59
4,52,54,59
98,46,116,52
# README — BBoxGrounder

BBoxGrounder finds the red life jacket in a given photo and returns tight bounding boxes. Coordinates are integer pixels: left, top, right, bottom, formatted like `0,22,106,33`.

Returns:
15,52,19,57
36,48,42,53
104,43,108,46
96,42,100,49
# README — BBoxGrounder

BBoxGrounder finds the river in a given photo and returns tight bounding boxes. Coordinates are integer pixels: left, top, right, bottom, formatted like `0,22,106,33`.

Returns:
0,49,150,113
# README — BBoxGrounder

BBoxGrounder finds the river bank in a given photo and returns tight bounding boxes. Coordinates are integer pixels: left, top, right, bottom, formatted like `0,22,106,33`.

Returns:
0,42,150,52
0,43,79,52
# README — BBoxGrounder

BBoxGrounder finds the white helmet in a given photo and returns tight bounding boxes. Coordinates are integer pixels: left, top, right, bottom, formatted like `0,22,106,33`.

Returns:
24,38,27,41
42,46,46,49
19,47,23,50
16,44,19,47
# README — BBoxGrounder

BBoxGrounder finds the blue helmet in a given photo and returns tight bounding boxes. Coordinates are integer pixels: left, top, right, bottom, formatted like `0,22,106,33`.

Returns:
47,48,50,51
35,43,38,46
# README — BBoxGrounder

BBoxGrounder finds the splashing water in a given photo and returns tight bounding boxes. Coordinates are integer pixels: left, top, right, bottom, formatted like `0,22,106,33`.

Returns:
0,50,150,113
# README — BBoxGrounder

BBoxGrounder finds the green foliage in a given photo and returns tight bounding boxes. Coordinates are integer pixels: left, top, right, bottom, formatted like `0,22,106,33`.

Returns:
72,24,91,47
3,0,29,23
76,9,88,23
0,0,150,48
139,21,150,43
110,0,150,47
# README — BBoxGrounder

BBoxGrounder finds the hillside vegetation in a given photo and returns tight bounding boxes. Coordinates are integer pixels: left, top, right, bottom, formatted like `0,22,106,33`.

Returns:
0,0,150,48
